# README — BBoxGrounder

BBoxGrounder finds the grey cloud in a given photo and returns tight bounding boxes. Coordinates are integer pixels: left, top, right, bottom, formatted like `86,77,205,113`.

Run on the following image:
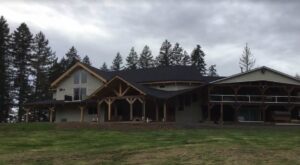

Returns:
1,0,300,76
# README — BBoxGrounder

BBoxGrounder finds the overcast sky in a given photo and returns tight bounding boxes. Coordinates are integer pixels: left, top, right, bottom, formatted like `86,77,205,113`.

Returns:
1,0,300,76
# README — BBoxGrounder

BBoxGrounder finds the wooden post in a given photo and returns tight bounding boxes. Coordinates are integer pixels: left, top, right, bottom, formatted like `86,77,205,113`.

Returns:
49,107,55,123
155,102,159,121
97,100,103,124
130,103,133,121
142,100,146,120
207,104,211,122
80,106,84,122
25,108,30,123
220,103,223,126
105,98,114,121
126,98,136,121
163,101,167,122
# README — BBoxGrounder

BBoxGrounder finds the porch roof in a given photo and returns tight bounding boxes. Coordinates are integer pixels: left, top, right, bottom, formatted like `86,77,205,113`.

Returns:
24,99,97,107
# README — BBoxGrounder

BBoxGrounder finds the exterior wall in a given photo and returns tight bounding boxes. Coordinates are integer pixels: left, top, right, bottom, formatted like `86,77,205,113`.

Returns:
217,69,300,85
53,68,103,100
149,84,199,91
175,97,202,123
55,107,98,123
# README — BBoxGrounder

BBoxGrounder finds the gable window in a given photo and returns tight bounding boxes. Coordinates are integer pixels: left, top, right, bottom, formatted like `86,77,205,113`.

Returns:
74,72,80,84
74,71,87,84
81,71,87,84
73,88,87,101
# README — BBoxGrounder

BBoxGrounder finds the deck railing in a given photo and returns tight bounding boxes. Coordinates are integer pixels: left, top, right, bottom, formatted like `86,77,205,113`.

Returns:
209,95,300,104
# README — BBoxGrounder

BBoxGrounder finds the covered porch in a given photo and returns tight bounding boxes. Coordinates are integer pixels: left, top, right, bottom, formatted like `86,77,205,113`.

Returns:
206,81,300,124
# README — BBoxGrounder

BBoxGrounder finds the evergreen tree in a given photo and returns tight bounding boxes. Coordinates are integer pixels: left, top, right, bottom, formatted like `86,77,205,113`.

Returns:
111,52,123,71
49,58,65,83
11,23,33,121
181,51,191,66
65,46,80,68
191,44,206,75
171,43,184,65
156,40,172,66
0,16,12,122
126,47,138,70
32,32,56,101
100,62,109,71
239,43,255,72
138,45,154,68
82,55,91,65
208,64,218,77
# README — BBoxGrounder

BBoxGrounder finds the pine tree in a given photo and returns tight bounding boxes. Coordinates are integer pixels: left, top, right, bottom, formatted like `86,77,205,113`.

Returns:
126,47,138,70
208,65,218,77
239,43,255,72
191,44,206,75
11,23,33,122
82,55,91,66
49,58,65,83
111,52,123,71
100,62,109,71
0,16,12,122
171,43,184,65
156,40,172,67
32,32,56,101
138,45,154,69
65,46,80,68
181,51,191,66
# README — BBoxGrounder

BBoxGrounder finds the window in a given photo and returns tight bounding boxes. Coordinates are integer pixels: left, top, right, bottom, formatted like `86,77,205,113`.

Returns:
74,71,87,84
81,71,87,84
74,88,80,100
73,88,86,101
74,72,80,84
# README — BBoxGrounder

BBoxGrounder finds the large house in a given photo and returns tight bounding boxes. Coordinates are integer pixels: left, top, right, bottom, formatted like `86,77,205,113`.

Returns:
24,62,300,124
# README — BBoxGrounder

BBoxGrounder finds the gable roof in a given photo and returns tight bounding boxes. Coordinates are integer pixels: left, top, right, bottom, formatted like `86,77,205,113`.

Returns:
211,66,300,85
50,62,107,87
86,65,223,83
89,74,201,99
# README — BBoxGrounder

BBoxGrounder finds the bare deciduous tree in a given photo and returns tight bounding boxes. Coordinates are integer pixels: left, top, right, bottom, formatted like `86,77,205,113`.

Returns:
239,43,255,73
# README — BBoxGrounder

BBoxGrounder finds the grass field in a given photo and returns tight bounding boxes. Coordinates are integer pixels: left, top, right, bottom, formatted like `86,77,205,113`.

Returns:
0,123,299,165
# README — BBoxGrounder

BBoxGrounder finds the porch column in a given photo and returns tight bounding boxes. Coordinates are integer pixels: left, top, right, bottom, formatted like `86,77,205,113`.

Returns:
163,101,167,122
220,103,224,126
25,108,30,123
97,100,103,123
80,106,85,122
126,98,136,121
207,104,212,121
155,102,159,121
49,107,55,123
105,98,114,121
142,100,146,120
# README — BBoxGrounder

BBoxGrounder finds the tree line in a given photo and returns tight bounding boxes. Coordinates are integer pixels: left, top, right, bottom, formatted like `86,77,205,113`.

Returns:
102,40,218,77
0,16,94,122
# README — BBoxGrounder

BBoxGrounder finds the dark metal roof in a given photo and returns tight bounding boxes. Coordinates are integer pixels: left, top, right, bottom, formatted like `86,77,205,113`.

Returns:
85,64,224,83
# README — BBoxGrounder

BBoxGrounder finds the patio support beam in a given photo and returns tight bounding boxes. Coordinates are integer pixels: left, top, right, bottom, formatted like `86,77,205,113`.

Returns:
142,100,146,120
126,98,136,121
220,102,224,126
105,98,114,121
163,101,167,122
49,107,55,123
155,102,159,121
79,106,85,122
24,108,30,123
97,100,104,123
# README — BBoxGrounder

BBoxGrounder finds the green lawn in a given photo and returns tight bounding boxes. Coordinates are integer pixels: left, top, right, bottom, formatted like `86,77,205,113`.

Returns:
0,123,299,165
